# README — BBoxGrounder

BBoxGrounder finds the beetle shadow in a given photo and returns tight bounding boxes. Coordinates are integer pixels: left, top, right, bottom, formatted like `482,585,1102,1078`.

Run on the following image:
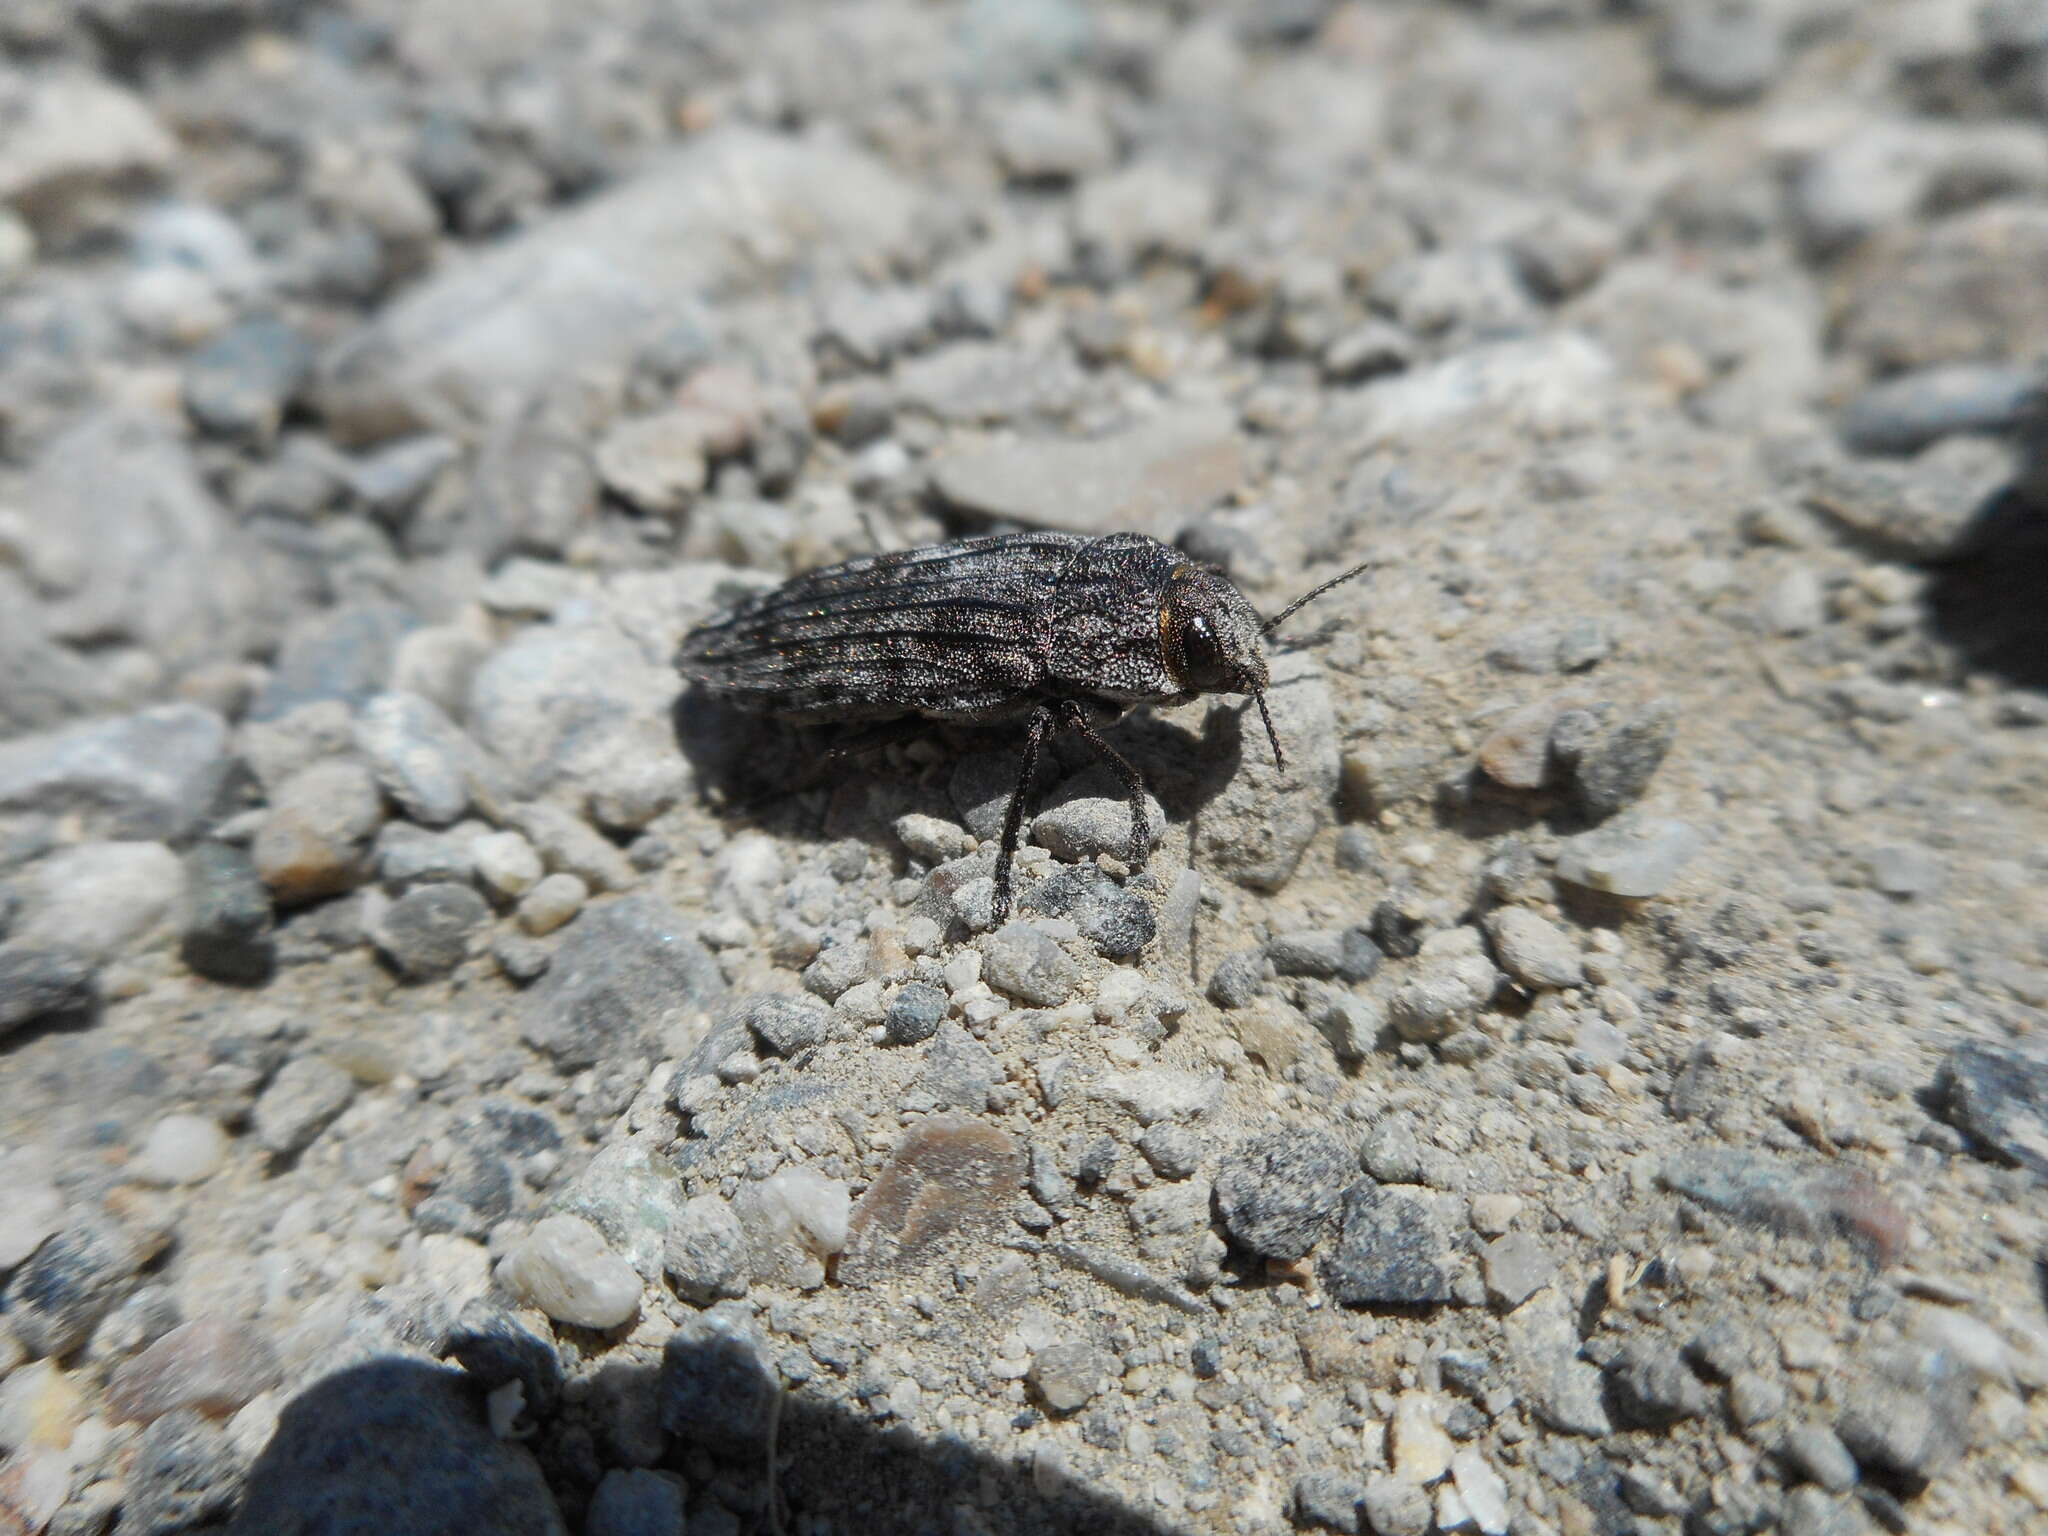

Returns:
222,1336,1196,1536
671,684,1251,868
1921,484,2048,693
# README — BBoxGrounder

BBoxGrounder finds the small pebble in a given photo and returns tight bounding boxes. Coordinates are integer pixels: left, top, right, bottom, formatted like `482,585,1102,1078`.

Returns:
517,873,588,936
134,1115,229,1186
472,831,544,901
499,1215,642,1330
251,1056,355,1157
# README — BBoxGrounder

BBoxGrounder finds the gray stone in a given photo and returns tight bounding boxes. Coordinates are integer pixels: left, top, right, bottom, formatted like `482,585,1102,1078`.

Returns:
1553,699,1678,821
1841,363,2037,455
737,992,832,1057
922,1022,1003,1111
1319,1181,1453,1307
252,1056,355,1157
510,803,636,894
658,1305,777,1459
1554,816,1705,899
0,704,229,841
1197,649,1341,892
1782,1420,1860,1493
1206,949,1267,1009
1028,1339,1110,1414
11,840,184,961
1361,1120,1425,1185
663,1194,750,1305
225,1359,566,1535
117,1408,246,1536
0,66,174,234
1360,1475,1433,1536
371,883,488,981
1213,1129,1351,1261
1485,908,1583,991
1137,1123,1202,1180
1502,1290,1611,1437
1481,1231,1558,1309
1387,928,1500,1043
467,623,676,801
1023,866,1154,959
179,843,274,984
1,1219,143,1358
1605,1339,1716,1428
1075,163,1215,269
1659,1147,1906,1261
584,1469,687,1536
251,602,417,723
884,981,948,1046
1031,769,1164,863
1837,202,2048,375
1660,1,1784,102
353,692,474,827
931,408,1245,540
981,921,1081,1006
1267,930,1346,979
1934,1040,2048,1176
318,128,919,441
1835,1353,1973,1491
1805,436,2012,562
374,822,475,891
1293,1471,1363,1534
0,943,97,1039
521,897,723,1070
183,314,314,443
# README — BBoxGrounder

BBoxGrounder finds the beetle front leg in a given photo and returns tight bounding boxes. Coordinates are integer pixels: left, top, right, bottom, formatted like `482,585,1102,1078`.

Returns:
993,703,1057,926
1057,699,1152,873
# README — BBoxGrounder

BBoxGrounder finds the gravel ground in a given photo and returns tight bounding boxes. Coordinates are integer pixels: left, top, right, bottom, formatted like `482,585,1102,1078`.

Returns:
2,3,2047,1534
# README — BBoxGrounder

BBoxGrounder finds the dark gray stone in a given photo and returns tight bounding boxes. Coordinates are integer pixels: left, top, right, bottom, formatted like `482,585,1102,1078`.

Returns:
1267,930,1345,979
116,1409,246,1536
3,1220,139,1358
1933,1040,2048,1176
1841,363,2036,456
180,843,275,984
183,313,315,442
922,1022,1003,1110
1137,1123,1201,1180
1293,1472,1363,1533
1605,1340,1715,1429
1318,1181,1453,1308
0,942,98,1039
883,981,948,1046
226,1359,567,1535
1024,867,1154,959
1213,1129,1351,1261
658,1305,776,1459
1206,948,1266,1009
442,1299,564,1422
521,898,724,1070
737,992,832,1057
250,602,416,722
373,884,488,981
1553,699,1678,822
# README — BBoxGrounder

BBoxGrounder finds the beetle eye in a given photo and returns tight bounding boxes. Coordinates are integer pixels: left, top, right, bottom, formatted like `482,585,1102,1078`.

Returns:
1177,610,1234,690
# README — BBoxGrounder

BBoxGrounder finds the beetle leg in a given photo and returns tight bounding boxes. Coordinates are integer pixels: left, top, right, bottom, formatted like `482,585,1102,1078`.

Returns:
994,703,1057,926
1056,699,1151,872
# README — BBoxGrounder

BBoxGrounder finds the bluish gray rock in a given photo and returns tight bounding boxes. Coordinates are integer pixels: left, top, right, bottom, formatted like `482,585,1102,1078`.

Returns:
521,897,724,1070
0,704,229,841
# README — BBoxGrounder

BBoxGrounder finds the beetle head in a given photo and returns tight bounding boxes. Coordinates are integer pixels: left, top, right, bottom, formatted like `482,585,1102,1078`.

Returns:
1163,568,1269,697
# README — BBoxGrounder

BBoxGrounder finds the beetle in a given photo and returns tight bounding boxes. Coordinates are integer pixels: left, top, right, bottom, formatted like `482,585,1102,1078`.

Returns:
676,530,1367,923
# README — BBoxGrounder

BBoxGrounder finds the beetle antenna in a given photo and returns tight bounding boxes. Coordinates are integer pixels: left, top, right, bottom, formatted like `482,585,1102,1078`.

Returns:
1254,688,1286,772
1263,559,1372,636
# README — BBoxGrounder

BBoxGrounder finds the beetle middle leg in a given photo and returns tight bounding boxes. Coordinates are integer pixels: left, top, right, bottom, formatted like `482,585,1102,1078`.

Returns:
1056,698,1152,872
993,703,1057,926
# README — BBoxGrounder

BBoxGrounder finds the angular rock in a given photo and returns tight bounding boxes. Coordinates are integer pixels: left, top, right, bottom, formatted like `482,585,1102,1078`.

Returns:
1552,699,1677,821
318,128,921,441
251,1056,355,1157
182,313,314,443
1933,1040,2048,1176
1502,1290,1611,1437
520,897,724,1070
371,883,488,981
840,1116,1022,1286
1213,1129,1351,1261
931,408,1245,540
0,943,96,1040
250,602,416,722
1554,816,1704,899
981,921,1082,1006
658,1305,776,1459
1319,1181,1454,1308
663,1194,751,1305
1196,649,1340,892
0,66,174,232
107,1318,281,1425
11,840,184,962
179,843,275,984
0,704,229,841
253,760,384,906
498,1215,641,1331
353,691,475,827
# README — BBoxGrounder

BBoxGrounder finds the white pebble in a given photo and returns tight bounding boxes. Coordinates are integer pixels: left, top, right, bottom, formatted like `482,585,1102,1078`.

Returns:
134,1114,229,1186
0,1159,64,1270
472,831,543,900
497,1215,642,1330
517,873,588,935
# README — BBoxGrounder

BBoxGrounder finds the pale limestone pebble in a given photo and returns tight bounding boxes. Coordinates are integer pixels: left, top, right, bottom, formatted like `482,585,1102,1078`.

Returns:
415,1235,493,1313
0,1157,64,1269
0,1358,84,1451
351,690,473,827
1094,1069,1224,1125
1391,1393,1454,1484
133,1114,229,1187
1449,1448,1510,1536
1484,907,1584,991
497,1214,642,1331
511,801,635,893
472,830,543,902
10,840,185,961
731,1168,852,1290
516,873,588,936
0,1446,70,1535
893,812,976,865
235,700,357,798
